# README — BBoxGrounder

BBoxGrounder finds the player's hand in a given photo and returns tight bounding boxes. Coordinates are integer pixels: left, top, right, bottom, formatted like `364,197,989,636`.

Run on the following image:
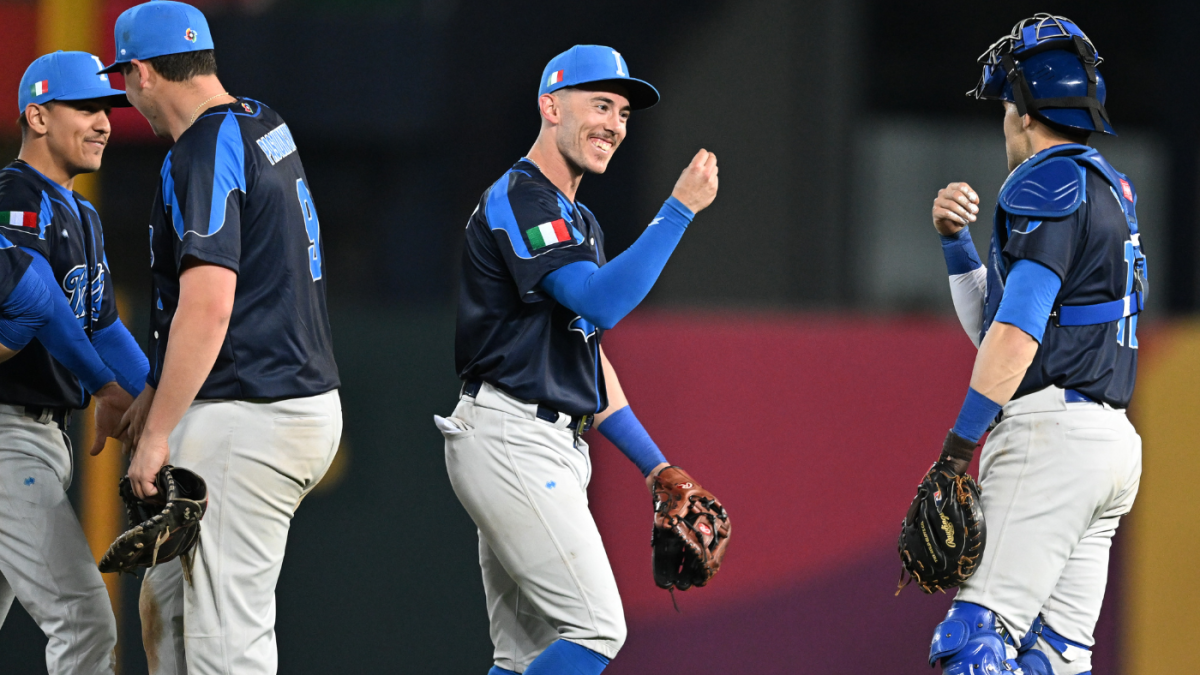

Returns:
646,461,670,495
932,182,980,236
671,149,719,214
116,385,156,451
90,382,134,456
128,433,171,500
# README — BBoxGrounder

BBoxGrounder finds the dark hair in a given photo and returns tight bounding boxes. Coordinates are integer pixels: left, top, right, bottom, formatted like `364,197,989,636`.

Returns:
122,49,218,82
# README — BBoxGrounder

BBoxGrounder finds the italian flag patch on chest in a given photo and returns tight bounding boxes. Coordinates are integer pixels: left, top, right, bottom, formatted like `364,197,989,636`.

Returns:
1,212,38,229
526,218,571,250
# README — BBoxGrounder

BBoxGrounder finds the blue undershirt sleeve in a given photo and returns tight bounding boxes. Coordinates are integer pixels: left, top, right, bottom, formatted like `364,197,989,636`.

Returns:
90,320,149,397
940,227,983,275
0,269,54,350
20,248,116,394
596,406,668,477
539,196,693,329
994,259,1062,343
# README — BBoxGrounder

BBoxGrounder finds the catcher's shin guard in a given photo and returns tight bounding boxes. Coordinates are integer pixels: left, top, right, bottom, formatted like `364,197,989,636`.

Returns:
929,601,1022,674
1015,616,1093,675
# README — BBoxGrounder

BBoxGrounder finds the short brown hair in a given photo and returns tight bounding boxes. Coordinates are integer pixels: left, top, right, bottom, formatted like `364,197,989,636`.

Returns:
122,49,217,82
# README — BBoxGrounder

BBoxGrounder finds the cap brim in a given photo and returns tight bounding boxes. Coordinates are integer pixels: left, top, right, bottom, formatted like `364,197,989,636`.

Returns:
568,77,660,110
56,88,132,108
98,60,125,75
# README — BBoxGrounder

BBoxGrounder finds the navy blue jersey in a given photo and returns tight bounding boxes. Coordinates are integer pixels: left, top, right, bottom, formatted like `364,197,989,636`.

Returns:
0,161,118,408
0,234,31,304
984,148,1143,407
455,158,609,416
147,98,338,400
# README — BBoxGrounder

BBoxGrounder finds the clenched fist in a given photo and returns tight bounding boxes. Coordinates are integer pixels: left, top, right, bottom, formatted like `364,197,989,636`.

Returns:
671,149,719,214
932,182,980,236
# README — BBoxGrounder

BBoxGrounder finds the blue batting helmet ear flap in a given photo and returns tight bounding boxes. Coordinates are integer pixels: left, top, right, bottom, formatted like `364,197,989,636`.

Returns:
969,13,1114,136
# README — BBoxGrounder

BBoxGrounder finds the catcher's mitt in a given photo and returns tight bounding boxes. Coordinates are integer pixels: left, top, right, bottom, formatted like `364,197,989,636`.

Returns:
98,465,208,575
651,466,731,591
897,432,986,594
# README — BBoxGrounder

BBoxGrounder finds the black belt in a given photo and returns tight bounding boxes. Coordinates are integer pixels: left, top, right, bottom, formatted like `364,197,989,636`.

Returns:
22,405,72,430
462,381,593,434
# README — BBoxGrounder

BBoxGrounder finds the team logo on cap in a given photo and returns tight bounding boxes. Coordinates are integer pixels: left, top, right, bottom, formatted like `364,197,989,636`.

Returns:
30,80,49,97
185,28,198,43
242,102,253,114
547,69,564,86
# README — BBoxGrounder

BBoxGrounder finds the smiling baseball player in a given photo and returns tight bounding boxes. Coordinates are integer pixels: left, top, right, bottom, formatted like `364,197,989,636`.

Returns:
920,15,1144,675
0,50,149,675
104,3,341,674
438,45,720,675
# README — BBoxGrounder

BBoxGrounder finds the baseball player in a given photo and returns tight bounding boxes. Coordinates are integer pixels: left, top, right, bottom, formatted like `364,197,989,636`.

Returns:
0,51,149,675
103,3,341,673
923,15,1143,675
438,45,718,675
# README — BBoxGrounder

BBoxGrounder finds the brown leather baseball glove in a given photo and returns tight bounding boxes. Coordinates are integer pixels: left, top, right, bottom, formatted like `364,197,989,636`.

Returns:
651,466,731,591
98,465,208,575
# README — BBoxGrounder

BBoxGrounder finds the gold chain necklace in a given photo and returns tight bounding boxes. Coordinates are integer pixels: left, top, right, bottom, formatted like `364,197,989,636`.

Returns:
188,92,231,127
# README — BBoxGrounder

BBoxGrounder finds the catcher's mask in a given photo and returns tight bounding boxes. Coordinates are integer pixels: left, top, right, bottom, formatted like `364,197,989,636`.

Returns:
970,13,1114,136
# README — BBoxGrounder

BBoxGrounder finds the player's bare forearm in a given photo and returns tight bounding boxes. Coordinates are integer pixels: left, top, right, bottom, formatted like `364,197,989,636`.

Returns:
595,347,669,488
968,321,1039,405
594,347,628,425
0,344,15,363
129,262,235,497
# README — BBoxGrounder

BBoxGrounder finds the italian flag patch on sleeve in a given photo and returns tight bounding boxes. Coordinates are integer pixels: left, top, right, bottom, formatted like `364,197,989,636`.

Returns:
526,218,571,250
1,212,38,229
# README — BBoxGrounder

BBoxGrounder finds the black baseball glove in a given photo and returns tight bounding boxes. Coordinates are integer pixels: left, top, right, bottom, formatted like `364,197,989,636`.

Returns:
99,465,208,575
897,431,986,594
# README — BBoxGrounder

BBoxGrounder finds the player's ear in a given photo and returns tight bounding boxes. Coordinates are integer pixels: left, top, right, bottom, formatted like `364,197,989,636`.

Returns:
129,59,153,90
1022,113,1034,132
539,93,561,125
24,104,49,135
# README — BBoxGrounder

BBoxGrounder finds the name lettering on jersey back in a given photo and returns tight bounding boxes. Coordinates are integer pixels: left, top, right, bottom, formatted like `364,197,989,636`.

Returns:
255,123,298,166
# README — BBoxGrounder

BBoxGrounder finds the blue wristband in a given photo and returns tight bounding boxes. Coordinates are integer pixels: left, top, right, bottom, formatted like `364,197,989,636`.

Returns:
940,228,983,275
952,387,1003,444
597,406,667,477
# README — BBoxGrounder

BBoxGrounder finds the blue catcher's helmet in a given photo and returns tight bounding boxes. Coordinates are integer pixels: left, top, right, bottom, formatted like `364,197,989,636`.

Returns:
969,14,1114,136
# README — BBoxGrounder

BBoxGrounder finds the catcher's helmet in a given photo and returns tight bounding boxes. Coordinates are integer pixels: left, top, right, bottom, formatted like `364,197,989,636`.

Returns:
970,14,1114,136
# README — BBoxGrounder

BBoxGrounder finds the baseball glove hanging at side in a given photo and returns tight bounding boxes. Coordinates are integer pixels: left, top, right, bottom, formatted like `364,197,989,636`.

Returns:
651,466,731,591
98,465,208,575
897,439,986,594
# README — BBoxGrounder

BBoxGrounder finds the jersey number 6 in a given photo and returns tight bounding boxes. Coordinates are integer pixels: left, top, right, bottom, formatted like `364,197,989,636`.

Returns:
294,178,323,281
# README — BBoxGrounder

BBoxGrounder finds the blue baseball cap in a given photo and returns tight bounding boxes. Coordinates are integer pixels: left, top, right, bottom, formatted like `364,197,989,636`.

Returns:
100,1,214,74
18,51,130,115
539,45,659,110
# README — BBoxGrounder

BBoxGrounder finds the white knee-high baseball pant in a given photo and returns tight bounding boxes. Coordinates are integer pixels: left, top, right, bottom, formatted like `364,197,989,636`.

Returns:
439,382,626,672
139,390,341,675
956,386,1141,674
0,404,117,675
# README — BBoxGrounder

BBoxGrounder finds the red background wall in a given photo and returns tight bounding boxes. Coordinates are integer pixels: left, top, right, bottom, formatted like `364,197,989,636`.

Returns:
586,312,1121,673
